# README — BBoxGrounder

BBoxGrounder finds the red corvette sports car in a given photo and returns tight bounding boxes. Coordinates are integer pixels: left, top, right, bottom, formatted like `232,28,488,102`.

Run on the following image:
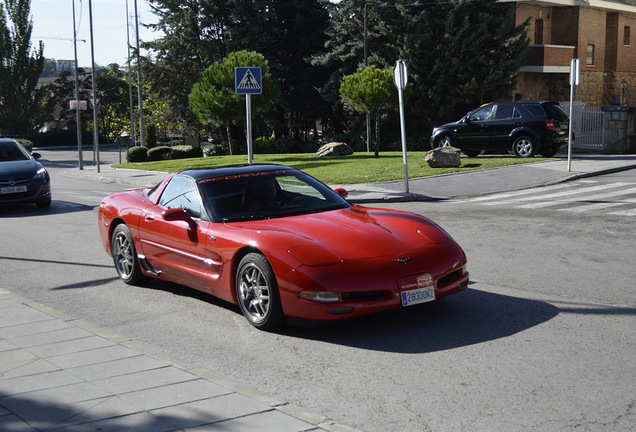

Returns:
99,164,469,329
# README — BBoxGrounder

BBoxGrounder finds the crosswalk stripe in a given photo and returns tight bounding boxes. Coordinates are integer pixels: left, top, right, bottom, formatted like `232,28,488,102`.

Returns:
559,201,634,213
480,182,632,206
518,186,636,209
467,182,575,202
609,208,636,216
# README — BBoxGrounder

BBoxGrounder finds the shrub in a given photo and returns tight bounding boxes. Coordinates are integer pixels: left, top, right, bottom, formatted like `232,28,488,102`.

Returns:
16,139,34,152
126,146,148,162
253,136,294,154
147,146,174,161
170,145,203,159
203,144,226,157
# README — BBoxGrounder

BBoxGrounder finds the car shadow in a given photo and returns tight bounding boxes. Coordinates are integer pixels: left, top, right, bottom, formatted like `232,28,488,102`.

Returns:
0,200,94,217
281,286,560,353
141,279,560,354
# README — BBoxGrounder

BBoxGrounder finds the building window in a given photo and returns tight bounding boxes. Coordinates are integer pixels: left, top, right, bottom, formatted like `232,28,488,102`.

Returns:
534,19,544,44
586,44,595,66
625,26,631,46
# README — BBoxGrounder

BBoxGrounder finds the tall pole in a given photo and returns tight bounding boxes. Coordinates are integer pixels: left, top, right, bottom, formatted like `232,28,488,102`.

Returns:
126,0,136,149
364,4,370,153
134,0,146,147
88,0,100,172
72,0,83,170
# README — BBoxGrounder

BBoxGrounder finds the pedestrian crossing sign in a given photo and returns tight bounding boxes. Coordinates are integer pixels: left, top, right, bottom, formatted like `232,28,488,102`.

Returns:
235,67,262,94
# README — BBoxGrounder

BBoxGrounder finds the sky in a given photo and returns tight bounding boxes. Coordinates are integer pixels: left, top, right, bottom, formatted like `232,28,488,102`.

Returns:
29,0,159,67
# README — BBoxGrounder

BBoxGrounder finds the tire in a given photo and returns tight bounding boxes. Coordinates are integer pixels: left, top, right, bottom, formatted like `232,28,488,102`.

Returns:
111,224,145,285
436,135,454,148
236,253,284,330
512,135,536,158
462,149,481,157
541,146,559,157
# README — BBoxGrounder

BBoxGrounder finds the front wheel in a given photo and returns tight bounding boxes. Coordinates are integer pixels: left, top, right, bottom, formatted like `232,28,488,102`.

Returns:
111,224,145,285
512,135,536,158
436,135,454,148
236,253,284,330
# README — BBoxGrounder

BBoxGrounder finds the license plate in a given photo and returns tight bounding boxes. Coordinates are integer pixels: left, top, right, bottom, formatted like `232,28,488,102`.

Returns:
401,286,435,306
0,185,27,194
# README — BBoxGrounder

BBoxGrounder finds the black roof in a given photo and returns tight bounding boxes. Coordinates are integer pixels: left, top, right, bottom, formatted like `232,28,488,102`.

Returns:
178,164,296,181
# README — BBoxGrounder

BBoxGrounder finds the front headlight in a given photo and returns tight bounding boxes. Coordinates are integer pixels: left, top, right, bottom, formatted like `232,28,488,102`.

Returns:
34,167,48,180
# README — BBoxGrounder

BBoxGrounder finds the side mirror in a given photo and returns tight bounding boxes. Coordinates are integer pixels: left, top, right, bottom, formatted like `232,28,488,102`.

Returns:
162,207,197,228
31,152,41,159
334,188,348,199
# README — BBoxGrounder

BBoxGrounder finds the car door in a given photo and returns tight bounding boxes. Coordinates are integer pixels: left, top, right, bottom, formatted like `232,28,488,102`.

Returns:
490,104,523,150
459,105,494,151
138,175,222,291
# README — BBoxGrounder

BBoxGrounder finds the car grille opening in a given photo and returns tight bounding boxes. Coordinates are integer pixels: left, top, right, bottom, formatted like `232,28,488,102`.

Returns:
437,268,465,288
341,290,390,302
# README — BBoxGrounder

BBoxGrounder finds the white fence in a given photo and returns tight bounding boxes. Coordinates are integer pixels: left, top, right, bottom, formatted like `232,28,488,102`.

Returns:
560,103,605,151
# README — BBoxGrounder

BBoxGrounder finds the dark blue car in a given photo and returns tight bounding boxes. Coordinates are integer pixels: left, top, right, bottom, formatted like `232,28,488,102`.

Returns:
0,138,51,208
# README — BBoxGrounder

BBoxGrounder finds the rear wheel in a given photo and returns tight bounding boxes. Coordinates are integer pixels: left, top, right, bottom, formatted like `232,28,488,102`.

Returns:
111,224,144,285
541,146,559,157
236,253,284,330
513,135,536,158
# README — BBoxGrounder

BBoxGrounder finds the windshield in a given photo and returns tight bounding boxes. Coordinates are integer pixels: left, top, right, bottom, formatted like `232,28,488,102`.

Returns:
198,169,350,222
0,141,30,162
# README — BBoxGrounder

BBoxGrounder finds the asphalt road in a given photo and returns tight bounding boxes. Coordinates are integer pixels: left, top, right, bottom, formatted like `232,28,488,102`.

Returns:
1,148,634,432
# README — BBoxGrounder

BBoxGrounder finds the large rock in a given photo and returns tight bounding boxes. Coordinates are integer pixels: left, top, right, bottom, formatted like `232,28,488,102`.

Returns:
424,147,461,168
316,142,353,158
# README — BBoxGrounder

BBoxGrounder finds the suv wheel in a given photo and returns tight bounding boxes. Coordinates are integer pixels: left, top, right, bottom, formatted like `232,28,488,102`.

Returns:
437,135,454,148
512,135,536,158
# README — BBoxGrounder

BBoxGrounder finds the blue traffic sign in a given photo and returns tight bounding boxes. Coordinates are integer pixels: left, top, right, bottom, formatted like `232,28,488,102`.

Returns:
235,67,262,94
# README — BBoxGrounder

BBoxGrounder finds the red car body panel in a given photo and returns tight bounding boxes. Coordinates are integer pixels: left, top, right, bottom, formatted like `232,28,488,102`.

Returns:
98,166,468,322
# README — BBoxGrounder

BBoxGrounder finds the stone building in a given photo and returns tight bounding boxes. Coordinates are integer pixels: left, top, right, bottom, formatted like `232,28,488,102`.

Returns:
507,0,636,107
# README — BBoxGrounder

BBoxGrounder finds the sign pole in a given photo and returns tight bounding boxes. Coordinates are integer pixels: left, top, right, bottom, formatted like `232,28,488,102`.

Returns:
568,58,580,172
235,67,262,165
393,60,409,193
246,94,253,164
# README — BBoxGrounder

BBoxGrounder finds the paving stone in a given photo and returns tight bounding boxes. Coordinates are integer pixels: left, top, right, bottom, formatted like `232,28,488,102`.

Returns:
194,409,317,432
119,379,231,411
7,327,94,348
150,392,272,429
46,344,140,369
93,366,199,394
67,355,166,381
0,370,83,396
26,335,114,358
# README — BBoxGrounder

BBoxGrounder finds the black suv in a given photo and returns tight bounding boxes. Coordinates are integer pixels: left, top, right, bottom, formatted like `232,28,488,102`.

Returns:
431,101,569,157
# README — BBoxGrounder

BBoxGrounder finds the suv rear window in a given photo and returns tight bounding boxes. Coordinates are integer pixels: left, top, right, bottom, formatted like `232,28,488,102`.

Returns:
541,103,569,121
522,104,545,117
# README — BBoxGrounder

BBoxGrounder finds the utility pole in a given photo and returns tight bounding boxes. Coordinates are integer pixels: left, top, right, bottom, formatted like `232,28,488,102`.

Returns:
134,0,146,147
88,0,100,172
72,0,83,170
126,0,136,149
364,4,370,153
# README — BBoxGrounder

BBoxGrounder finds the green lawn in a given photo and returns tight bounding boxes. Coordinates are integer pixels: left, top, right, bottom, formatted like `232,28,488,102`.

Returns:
113,152,551,185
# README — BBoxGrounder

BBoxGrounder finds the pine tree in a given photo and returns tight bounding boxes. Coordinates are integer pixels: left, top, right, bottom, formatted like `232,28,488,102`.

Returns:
0,0,47,135
396,0,529,125
143,0,233,134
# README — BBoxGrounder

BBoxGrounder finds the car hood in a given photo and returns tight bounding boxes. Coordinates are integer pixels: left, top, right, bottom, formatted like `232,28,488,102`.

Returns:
0,159,40,179
227,206,454,262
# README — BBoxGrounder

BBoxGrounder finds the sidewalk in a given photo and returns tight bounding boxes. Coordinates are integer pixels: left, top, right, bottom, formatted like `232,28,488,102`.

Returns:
66,151,636,203
0,289,356,432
